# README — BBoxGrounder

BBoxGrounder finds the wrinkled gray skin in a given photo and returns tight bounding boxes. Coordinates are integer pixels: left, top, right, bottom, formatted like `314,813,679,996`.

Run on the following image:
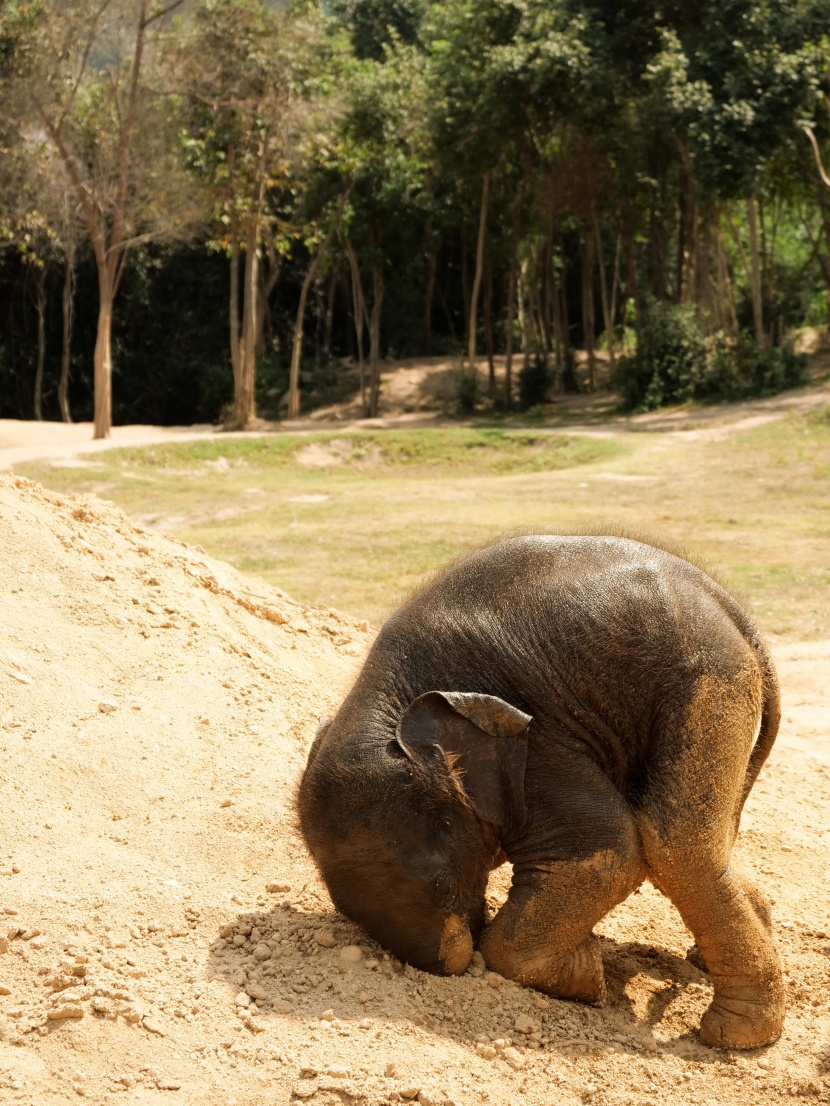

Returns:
298,536,784,1049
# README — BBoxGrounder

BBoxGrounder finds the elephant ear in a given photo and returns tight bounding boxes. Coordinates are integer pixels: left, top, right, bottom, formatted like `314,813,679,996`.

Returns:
395,691,531,827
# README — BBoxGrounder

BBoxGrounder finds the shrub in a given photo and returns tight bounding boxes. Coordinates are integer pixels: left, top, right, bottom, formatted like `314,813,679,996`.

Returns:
455,367,479,415
518,355,553,410
614,302,807,411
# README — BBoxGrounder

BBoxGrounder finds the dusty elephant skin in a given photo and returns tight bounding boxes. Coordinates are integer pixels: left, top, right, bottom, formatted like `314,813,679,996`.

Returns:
298,535,784,1050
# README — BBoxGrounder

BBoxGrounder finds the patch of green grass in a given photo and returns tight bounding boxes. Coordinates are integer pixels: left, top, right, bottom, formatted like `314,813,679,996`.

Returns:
19,413,830,638
99,427,624,476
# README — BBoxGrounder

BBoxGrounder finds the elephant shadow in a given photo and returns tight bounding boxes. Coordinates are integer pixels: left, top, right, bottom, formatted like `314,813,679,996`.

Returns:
204,904,734,1060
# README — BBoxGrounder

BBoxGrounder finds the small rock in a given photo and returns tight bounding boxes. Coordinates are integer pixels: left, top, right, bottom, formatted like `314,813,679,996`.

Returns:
320,1008,335,1022
385,1063,400,1078
533,995,550,1011
235,992,251,1007
340,945,363,964
157,1080,182,1091
253,943,272,961
0,937,8,953
757,1057,773,1070
485,972,502,989
218,924,234,939
293,1083,318,1100
501,1046,526,1070
515,1014,540,1035
48,1004,84,1020
266,882,291,894
316,930,337,948
0,984,11,995
476,1044,497,1059
98,700,118,714
220,799,233,809
399,1089,420,1101
325,1065,349,1078
585,1084,598,1097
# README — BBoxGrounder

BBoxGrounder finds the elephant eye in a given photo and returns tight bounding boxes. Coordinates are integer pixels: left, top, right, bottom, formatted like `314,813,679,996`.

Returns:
434,870,457,909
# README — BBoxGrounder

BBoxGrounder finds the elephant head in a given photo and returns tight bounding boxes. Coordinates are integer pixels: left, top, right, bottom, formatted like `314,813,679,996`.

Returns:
298,690,531,975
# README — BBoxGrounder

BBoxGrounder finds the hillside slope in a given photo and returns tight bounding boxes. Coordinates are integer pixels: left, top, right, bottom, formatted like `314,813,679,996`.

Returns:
0,474,828,1106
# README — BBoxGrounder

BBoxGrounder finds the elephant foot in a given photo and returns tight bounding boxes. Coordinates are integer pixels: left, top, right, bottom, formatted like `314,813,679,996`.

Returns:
699,993,784,1050
548,934,606,1005
481,932,606,1005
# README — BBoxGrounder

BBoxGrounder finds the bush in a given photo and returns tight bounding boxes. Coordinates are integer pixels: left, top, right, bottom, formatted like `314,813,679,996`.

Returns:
455,367,479,415
518,355,553,410
614,302,807,411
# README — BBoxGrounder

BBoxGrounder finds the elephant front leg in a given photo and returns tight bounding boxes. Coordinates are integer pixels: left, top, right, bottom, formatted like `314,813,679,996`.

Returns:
480,843,644,1004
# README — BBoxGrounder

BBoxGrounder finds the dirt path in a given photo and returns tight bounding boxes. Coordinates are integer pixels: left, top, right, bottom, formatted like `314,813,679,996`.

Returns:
2,370,829,473
1,475,829,1106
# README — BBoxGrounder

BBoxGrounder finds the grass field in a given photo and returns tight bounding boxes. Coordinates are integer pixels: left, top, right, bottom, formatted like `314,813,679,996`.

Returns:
19,414,830,637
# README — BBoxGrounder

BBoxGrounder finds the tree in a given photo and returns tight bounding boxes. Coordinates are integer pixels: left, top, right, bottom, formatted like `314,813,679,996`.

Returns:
2,0,199,437
176,0,343,428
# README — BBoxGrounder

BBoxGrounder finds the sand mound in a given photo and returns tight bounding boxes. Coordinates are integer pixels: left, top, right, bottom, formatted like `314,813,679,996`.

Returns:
1,474,829,1106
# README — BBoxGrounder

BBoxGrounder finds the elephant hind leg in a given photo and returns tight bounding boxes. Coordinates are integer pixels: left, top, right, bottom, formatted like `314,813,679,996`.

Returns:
638,671,784,1050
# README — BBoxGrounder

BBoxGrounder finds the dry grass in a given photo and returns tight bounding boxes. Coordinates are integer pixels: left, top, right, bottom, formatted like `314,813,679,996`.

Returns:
19,412,830,636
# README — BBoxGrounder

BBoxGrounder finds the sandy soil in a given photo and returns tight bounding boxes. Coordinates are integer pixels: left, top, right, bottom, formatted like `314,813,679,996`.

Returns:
1,474,829,1106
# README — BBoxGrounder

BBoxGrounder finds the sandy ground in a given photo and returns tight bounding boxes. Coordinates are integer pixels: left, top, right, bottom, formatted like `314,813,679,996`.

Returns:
1,473,829,1106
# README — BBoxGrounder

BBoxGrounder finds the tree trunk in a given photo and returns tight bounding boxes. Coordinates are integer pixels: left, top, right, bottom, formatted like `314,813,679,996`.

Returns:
593,211,615,371
504,190,523,408
229,223,242,409
344,237,368,412
237,214,260,427
93,268,114,439
484,251,495,392
467,172,490,371
368,265,385,418
581,233,596,390
287,213,342,420
59,248,75,423
423,218,437,356
33,266,47,421
747,196,765,348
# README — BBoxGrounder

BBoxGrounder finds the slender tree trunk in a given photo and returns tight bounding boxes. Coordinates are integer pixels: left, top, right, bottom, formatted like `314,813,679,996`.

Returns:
93,265,114,439
344,236,368,412
287,212,343,420
581,233,596,390
229,221,242,410
33,266,47,421
484,251,495,393
323,265,337,362
747,196,765,348
423,218,437,356
504,211,521,407
593,210,615,371
237,213,260,427
464,172,490,402
368,265,385,418
59,248,75,423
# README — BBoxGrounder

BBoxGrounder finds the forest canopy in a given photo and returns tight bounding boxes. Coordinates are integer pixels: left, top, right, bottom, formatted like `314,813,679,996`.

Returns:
2,0,830,433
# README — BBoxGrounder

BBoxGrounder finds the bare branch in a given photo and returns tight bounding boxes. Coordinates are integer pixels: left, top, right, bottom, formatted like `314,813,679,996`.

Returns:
801,124,830,189
143,0,185,29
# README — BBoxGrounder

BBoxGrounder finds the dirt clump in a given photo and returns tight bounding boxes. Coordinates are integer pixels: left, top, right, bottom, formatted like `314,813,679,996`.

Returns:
1,473,829,1106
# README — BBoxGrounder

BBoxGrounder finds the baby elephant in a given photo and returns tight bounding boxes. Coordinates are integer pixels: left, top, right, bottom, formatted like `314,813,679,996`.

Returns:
298,535,784,1049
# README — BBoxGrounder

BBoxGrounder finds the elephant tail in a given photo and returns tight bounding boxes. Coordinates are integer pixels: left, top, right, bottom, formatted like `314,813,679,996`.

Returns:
739,639,781,817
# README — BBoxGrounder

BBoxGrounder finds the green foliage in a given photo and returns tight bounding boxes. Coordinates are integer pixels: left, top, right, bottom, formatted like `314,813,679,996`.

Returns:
614,304,807,410
454,368,479,415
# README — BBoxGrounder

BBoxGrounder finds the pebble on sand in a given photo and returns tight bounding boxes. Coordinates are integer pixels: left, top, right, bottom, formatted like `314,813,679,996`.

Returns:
48,1004,84,1020
253,942,272,961
266,882,291,893
316,930,337,948
340,945,363,964
98,700,118,713
0,984,11,995
514,1014,540,1035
